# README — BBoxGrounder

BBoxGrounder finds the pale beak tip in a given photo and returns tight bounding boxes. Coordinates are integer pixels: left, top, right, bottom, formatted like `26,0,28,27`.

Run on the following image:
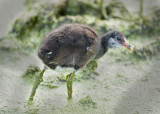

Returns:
129,44,134,51
129,47,134,51
123,38,134,51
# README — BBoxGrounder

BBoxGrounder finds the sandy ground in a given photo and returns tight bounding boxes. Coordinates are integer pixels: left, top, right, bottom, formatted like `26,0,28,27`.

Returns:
0,46,160,114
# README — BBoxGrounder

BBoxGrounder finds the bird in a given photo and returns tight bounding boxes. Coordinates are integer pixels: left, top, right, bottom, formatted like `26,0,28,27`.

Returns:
28,23,133,100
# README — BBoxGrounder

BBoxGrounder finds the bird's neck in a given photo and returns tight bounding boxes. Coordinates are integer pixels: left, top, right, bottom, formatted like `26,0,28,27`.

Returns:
94,36,110,60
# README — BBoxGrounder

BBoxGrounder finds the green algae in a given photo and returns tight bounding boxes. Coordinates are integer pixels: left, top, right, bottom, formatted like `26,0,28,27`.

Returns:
22,65,41,83
0,37,23,51
79,95,97,109
127,7,160,37
25,0,38,6
86,61,98,73
106,0,132,20
57,60,98,82
57,74,67,82
116,73,124,78
78,60,98,80
9,12,110,49
0,106,8,114
8,0,134,50
41,83,58,89
130,38,160,60
9,2,56,49
55,0,107,19
22,65,58,91
8,0,160,49
5,0,136,51
24,101,39,114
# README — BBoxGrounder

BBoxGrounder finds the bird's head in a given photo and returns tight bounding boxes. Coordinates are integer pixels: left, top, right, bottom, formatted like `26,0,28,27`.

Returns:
103,30,133,51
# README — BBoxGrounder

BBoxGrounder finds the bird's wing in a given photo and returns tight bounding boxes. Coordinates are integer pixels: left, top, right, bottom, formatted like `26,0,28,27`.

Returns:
39,24,99,69
52,26,99,68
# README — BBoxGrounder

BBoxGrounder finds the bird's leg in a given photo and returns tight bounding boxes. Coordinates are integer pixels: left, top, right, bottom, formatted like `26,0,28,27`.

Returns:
28,66,47,101
66,72,76,99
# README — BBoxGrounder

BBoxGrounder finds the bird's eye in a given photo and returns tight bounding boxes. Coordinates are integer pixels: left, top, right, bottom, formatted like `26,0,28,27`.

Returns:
116,36,121,41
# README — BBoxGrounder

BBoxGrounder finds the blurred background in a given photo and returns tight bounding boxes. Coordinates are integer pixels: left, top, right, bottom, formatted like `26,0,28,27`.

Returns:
0,0,160,113
0,0,160,38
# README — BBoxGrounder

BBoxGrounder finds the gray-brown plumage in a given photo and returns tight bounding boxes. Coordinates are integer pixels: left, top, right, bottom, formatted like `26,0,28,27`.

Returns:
38,24,133,70
38,24,100,70
29,23,133,100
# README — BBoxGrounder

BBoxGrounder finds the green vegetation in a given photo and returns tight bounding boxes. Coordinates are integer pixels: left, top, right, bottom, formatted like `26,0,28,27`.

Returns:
41,83,58,89
57,60,98,82
7,0,160,51
128,38,160,61
79,95,97,109
0,37,22,51
22,65,41,83
24,101,39,114
106,0,132,20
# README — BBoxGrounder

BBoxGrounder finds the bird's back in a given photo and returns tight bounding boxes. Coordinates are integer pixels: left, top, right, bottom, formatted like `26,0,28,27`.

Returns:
38,24,99,69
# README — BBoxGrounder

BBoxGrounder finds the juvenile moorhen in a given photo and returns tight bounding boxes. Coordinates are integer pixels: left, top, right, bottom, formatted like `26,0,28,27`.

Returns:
29,24,133,100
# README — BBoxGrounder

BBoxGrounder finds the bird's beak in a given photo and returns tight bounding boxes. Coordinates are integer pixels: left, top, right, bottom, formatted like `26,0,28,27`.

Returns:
123,38,134,51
